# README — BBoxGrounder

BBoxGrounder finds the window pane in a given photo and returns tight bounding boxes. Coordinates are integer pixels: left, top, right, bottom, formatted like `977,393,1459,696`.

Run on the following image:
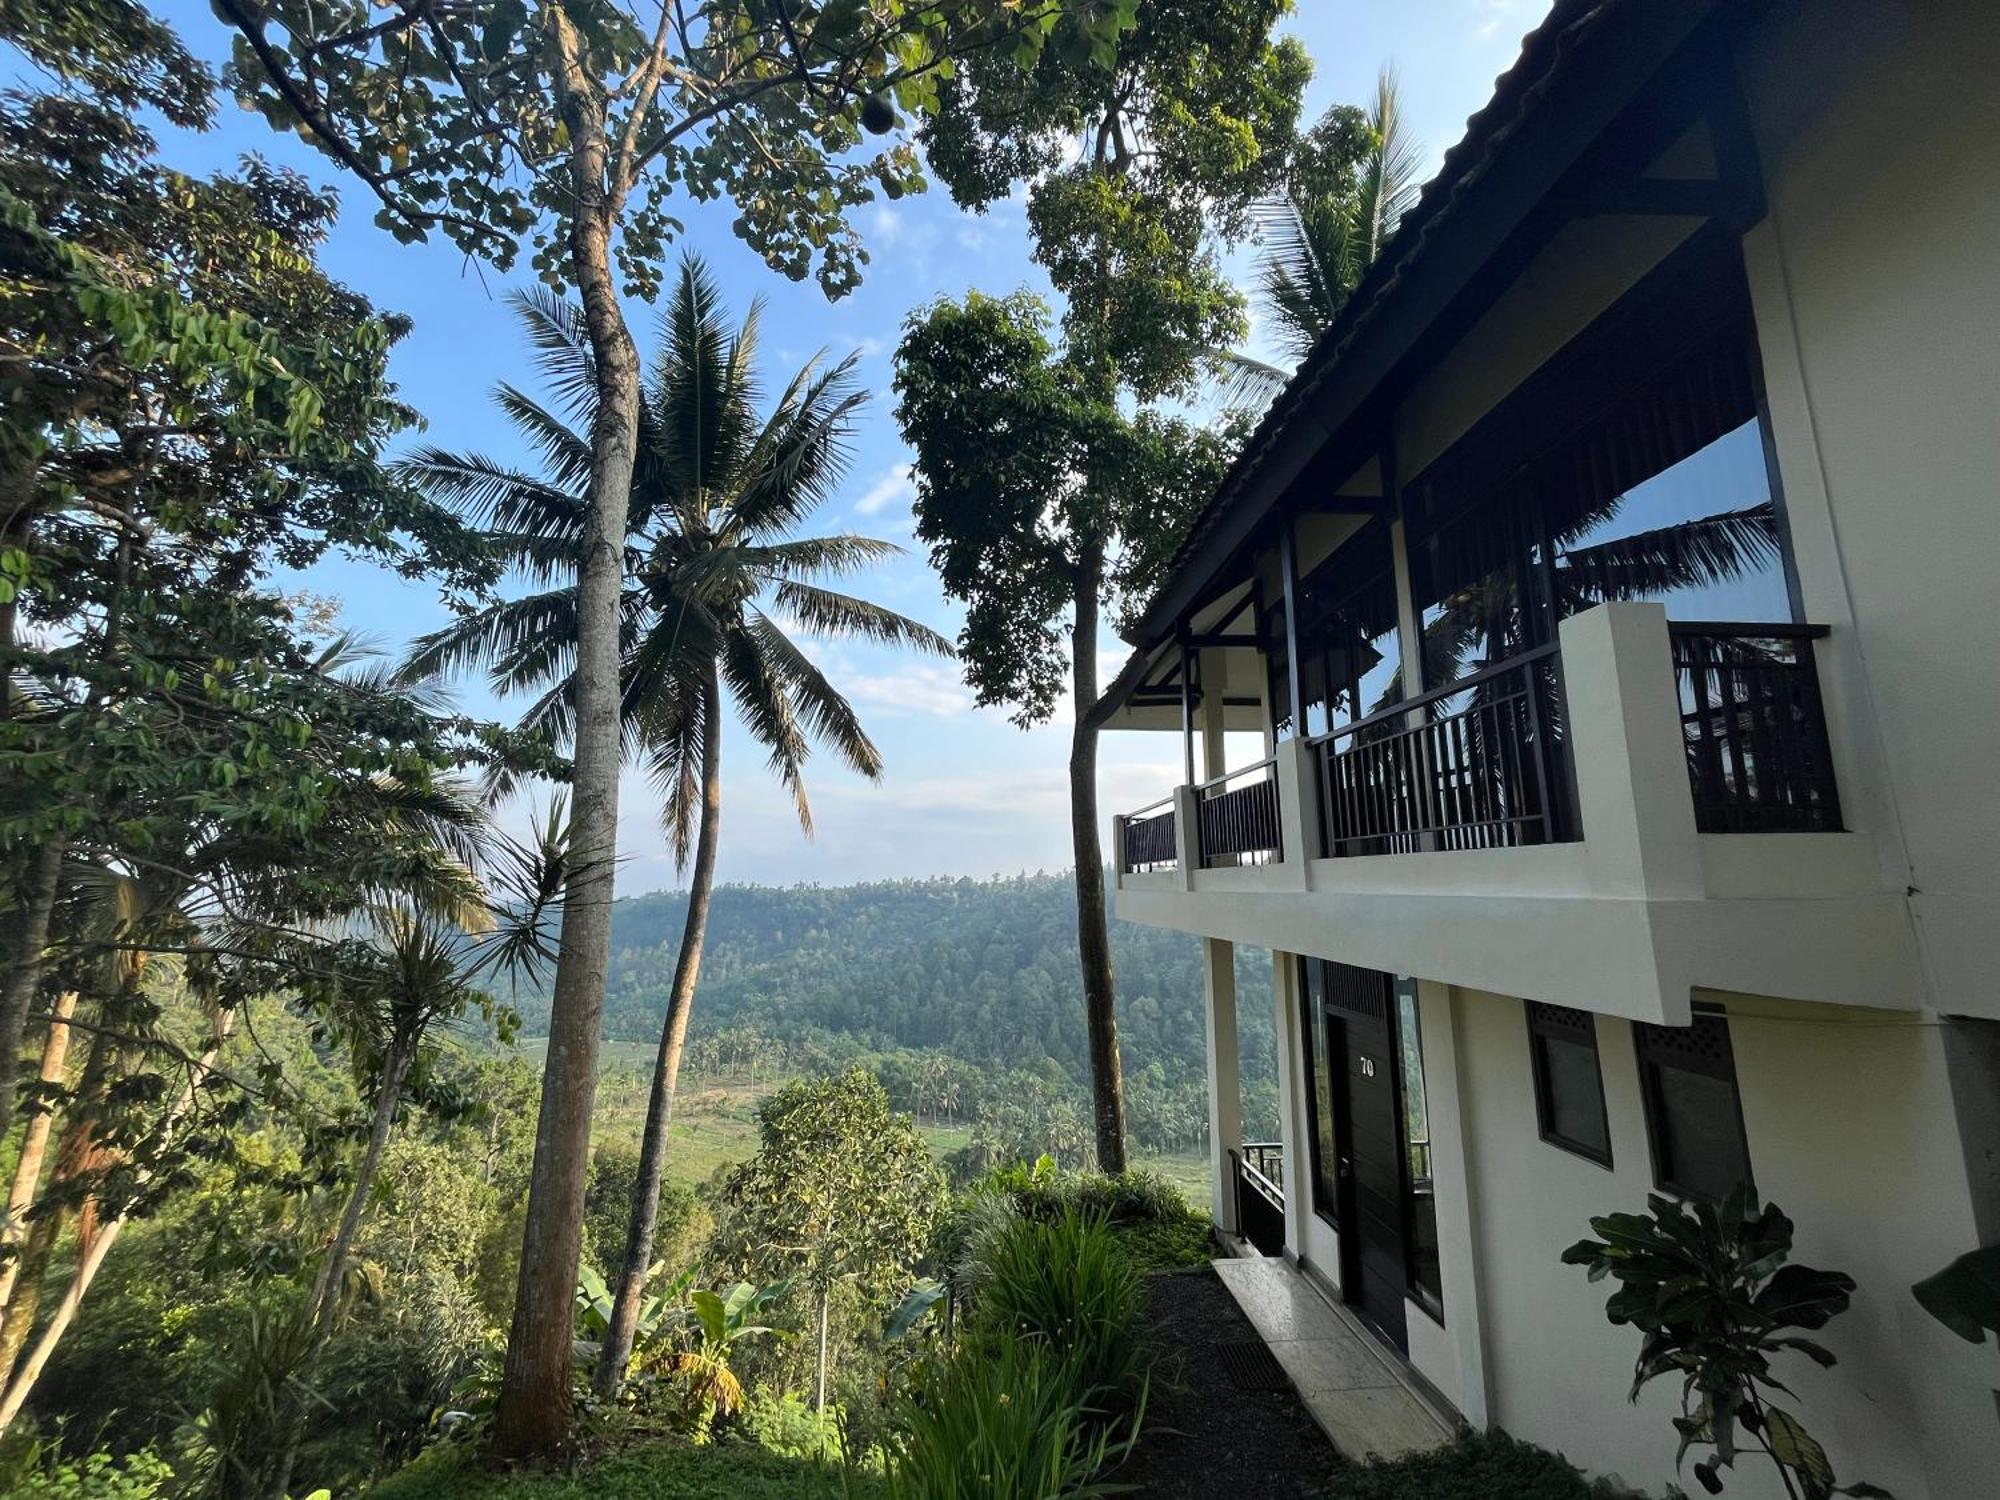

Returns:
1303,963,1339,1223
1395,979,1442,1311
1541,1035,1609,1156
1555,418,1789,624
1654,1067,1752,1202
1300,523,1403,728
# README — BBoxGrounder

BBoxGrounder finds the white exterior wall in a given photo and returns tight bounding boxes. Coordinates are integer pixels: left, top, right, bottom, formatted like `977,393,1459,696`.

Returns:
1738,0,2000,1021
1443,986,2000,1500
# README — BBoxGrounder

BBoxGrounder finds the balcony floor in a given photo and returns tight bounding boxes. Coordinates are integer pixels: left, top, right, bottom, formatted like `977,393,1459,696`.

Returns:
1213,1257,1455,1463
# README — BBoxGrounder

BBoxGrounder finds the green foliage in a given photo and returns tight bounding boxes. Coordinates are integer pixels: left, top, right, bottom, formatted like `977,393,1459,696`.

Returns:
924,0,1308,399
716,1072,949,1309
217,1,1136,299
975,1160,1213,1273
1564,1187,1887,1500
738,1389,848,1464
893,291,1236,723
1319,1430,1628,1500
0,1445,175,1500
973,1210,1145,1406
369,1437,856,1500
866,1331,1141,1500
1911,1245,2000,1345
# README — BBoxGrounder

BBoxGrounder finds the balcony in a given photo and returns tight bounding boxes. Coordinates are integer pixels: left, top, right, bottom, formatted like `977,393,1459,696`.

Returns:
1112,602,1917,1023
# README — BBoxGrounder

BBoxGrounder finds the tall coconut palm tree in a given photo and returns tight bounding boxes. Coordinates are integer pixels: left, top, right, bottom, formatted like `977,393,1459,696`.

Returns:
398,255,950,1395
1216,66,1422,410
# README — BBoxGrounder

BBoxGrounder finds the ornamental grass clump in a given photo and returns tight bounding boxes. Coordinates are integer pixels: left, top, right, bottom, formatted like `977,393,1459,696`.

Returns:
974,1209,1147,1407
869,1332,1142,1500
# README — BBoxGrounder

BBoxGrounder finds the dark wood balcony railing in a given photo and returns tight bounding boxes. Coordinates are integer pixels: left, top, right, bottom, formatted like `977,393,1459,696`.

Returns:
1231,1143,1286,1257
1118,796,1179,873
1312,643,1574,857
1671,623,1840,833
1196,761,1282,868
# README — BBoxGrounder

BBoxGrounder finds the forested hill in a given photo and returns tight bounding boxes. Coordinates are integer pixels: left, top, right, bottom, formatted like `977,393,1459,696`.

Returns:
515,873,1275,1089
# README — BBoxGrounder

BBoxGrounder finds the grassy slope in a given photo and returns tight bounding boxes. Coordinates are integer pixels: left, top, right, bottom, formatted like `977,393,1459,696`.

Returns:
577,1064,1212,1201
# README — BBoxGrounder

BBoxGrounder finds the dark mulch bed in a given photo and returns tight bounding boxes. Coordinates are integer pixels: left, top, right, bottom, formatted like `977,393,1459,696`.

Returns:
1111,1266,1344,1499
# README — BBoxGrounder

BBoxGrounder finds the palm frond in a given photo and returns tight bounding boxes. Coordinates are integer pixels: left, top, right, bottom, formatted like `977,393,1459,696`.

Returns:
719,627,815,836
1556,504,1781,601
1356,65,1422,266
727,352,868,538
1206,348,1294,413
507,287,599,422
492,384,597,497
747,610,884,782
770,582,953,656
391,447,585,541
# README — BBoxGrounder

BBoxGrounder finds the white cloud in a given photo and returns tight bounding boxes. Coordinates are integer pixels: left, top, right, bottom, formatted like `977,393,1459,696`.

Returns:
1469,0,1539,42
841,663,974,718
853,463,914,517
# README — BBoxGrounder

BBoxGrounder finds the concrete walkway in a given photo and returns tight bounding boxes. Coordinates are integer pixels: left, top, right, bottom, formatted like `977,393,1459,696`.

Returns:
1213,1257,1456,1464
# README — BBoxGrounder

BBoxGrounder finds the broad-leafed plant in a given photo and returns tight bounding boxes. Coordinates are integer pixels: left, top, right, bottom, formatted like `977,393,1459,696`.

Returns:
1563,1186,1888,1500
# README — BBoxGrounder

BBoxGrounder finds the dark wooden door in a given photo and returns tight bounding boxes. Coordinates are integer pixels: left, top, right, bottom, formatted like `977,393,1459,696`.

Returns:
1325,960,1409,1353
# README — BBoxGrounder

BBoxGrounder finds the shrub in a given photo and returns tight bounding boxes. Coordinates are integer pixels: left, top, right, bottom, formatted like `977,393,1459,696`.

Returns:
3,1447,176,1500
736,1389,846,1463
974,1210,1145,1405
970,1160,1214,1274
1322,1431,1625,1500
1564,1188,1884,1499
866,1333,1141,1500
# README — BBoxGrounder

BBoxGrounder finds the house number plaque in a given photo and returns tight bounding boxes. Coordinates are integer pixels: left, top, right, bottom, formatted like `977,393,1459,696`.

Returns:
1359,1056,1377,1078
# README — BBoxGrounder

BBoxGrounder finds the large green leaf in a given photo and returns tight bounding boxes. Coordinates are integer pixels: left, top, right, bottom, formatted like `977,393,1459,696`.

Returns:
1754,1264,1856,1331
1911,1245,2000,1345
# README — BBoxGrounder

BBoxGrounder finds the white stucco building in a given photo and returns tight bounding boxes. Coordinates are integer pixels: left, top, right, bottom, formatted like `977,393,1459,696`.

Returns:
1093,3,2000,1495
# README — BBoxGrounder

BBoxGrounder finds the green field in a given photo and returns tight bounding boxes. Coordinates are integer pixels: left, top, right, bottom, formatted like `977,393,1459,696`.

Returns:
515,1040,1213,1203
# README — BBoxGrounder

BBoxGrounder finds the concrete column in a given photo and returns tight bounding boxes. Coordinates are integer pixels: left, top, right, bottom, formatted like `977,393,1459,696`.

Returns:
1414,980,1491,1428
1198,649,1228,781
1273,735,1320,890
1172,783,1199,891
1202,936,1242,1235
1270,950,1311,1259
1559,601,1703,902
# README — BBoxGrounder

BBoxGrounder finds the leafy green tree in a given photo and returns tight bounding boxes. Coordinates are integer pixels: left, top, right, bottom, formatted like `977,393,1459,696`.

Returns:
923,0,1311,400
0,64,483,1153
400,258,949,1396
714,1069,947,1410
898,1,1308,1170
208,1,1137,1453
893,291,1238,1172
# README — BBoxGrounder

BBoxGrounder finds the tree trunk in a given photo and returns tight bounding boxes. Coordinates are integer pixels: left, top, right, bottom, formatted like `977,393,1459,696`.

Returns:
0,839,65,1147
595,665,722,1395
815,1286,830,1414
493,22,642,1460
265,1036,414,1500
0,992,75,1317
0,1006,230,1434
1069,551,1127,1174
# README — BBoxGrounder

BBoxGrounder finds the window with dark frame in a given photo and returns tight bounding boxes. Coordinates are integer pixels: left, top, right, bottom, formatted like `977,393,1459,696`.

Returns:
1525,1002,1611,1166
1634,1010,1754,1203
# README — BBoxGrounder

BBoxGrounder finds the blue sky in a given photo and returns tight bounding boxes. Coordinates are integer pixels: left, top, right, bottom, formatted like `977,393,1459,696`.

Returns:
126,1,1552,893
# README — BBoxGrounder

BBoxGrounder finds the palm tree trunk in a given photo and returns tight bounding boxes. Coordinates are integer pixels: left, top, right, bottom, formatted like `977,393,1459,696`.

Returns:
595,665,723,1395
265,1034,414,1500
0,992,76,1318
0,839,65,1147
1069,550,1127,1174
494,16,642,1461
